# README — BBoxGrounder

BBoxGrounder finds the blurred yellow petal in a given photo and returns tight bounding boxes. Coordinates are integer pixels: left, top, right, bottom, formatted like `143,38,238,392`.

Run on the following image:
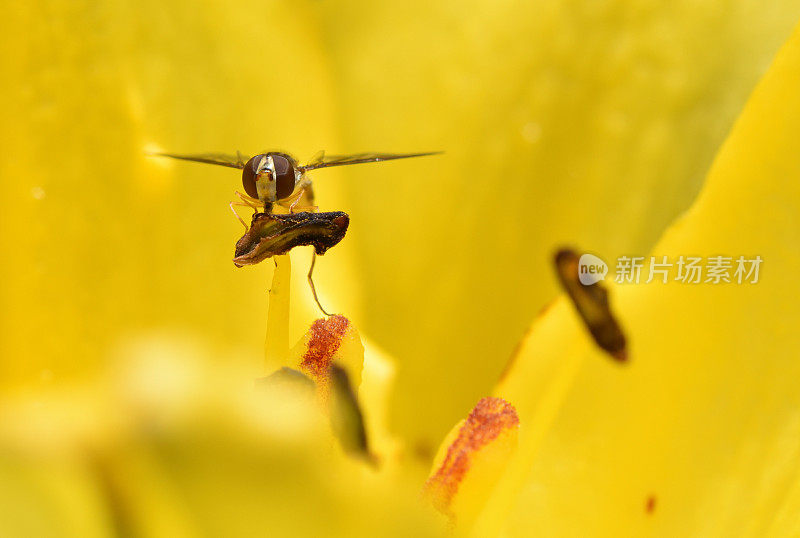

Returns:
359,339,401,459
316,0,800,447
488,18,800,537
6,0,800,535
0,337,438,537
6,0,800,455
0,432,112,537
0,0,353,386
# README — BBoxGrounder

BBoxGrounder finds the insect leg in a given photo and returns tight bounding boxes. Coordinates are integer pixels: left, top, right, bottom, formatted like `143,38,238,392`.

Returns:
234,190,263,211
288,204,319,212
278,183,310,212
308,251,332,316
229,201,252,229
287,192,319,213
281,180,317,213
288,187,306,213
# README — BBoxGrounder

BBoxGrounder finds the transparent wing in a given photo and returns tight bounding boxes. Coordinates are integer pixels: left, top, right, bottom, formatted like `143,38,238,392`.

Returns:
148,151,249,169
299,151,442,171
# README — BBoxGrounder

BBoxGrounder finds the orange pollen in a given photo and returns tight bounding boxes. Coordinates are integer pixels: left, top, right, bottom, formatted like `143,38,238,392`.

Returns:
424,397,519,514
299,315,350,381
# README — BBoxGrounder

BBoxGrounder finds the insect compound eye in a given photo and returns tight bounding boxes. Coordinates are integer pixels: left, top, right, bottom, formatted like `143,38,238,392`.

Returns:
242,154,266,199
271,154,297,200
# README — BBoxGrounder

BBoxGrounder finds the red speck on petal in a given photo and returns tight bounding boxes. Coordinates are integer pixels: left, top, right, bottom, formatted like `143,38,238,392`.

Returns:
424,397,519,515
646,495,657,514
300,315,350,382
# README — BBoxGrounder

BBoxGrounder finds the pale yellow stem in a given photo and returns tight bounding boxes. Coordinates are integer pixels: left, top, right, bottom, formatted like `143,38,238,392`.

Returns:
264,254,291,373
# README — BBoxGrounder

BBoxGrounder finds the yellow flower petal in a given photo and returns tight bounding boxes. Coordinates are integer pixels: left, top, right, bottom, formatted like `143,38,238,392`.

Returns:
0,338,437,537
316,0,800,447
0,0,354,385
487,19,800,537
7,1,800,535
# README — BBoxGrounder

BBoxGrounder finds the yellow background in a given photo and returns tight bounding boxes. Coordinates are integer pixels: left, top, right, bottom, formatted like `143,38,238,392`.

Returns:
3,0,800,492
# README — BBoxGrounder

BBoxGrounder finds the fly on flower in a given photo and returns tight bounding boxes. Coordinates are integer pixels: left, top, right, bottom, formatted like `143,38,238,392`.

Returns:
149,150,441,226
149,148,440,315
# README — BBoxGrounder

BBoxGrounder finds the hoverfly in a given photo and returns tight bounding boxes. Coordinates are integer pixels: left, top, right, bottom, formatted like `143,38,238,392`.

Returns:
150,149,440,314
150,150,440,227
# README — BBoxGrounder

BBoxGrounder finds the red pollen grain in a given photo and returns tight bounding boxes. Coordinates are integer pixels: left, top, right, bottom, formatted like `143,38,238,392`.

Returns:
646,495,657,514
300,315,350,382
424,397,519,515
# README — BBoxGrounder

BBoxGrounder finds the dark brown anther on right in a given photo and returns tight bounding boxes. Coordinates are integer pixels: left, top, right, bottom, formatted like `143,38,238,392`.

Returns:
554,248,628,362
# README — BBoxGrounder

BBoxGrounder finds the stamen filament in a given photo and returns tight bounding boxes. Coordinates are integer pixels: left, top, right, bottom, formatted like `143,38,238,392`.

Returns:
264,254,291,372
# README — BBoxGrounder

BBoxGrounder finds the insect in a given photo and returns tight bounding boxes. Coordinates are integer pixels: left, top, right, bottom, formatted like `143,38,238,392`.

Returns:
150,150,440,227
151,149,439,314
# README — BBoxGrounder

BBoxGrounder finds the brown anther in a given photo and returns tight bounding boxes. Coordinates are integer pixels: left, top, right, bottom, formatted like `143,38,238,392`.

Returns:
554,248,628,362
233,211,350,267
